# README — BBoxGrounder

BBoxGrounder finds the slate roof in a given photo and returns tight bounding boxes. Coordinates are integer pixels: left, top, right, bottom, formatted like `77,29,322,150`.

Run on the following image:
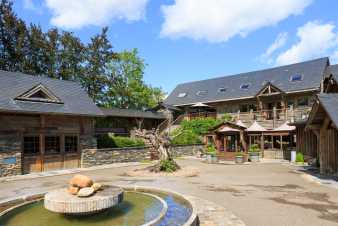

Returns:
317,93,338,128
165,57,328,106
0,70,103,116
100,107,167,119
329,64,338,81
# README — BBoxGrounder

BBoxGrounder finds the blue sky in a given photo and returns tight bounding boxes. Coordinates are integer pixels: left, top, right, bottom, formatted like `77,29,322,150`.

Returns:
14,0,338,94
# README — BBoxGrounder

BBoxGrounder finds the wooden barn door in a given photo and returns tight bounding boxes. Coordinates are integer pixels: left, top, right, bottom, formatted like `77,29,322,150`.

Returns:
23,134,80,174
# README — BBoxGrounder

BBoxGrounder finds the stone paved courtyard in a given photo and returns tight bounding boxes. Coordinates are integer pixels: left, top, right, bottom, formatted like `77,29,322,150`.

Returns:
1,159,338,226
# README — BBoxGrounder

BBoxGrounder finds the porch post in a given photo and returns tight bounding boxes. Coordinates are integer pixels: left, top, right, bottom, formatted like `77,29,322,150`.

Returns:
261,133,264,158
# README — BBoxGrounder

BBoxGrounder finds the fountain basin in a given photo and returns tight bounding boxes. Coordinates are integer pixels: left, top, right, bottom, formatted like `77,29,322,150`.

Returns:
44,185,123,215
0,186,198,226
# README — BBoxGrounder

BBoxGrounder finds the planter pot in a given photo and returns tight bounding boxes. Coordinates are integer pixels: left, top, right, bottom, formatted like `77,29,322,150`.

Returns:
249,152,260,162
291,150,296,162
206,154,218,164
235,156,244,164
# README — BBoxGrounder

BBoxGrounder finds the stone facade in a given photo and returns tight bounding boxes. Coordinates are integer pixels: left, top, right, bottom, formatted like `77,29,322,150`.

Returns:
81,147,151,168
0,132,22,177
171,144,204,157
81,144,204,168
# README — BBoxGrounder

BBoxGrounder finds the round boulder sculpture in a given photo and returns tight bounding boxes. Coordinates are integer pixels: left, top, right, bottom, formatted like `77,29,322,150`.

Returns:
44,174,123,215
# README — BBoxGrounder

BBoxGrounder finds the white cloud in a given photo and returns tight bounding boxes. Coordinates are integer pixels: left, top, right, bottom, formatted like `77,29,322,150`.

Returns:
45,0,149,29
275,21,338,65
160,0,312,43
261,32,288,62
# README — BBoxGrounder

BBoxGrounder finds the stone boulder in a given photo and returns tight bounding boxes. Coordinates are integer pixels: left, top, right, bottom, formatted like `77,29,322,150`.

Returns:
67,186,79,195
77,187,95,197
69,174,93,188
91,183,102,192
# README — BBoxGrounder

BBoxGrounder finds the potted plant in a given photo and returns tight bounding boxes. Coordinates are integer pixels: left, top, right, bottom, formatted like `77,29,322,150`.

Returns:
235,152,245,164
206,145,217,164
249,144,260,162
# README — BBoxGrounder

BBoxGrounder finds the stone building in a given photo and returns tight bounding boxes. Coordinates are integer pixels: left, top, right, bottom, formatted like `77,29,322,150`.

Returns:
165,57,332,159
0,71,103,177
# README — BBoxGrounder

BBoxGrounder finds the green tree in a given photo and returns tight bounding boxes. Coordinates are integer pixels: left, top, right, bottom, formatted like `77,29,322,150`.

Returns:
83,27,115,103
105,48,165,109
0,0,28,72
58,31,84,80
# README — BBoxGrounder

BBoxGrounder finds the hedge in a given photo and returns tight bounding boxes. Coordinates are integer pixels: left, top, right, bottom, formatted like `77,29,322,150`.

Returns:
97,134,145,149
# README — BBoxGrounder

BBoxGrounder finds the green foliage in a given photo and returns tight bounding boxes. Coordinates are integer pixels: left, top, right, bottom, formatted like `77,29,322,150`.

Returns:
97,134,145,149
296,152,304,163
171,118,220,145
171,130,202,145
104,49,165,109
0,1,164,109
235,152,245,157
159,159,178,173
206,145,217,156
249,144,260,152
220,113,232,122
180,118,221,135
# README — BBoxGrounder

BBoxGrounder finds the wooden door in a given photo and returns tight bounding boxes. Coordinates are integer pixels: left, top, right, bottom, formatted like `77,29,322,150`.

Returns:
23,155,42,174
64,152,80,169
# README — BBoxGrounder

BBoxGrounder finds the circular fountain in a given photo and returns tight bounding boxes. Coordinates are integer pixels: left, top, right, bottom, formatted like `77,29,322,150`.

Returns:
44,175,124,215
0,174,198,226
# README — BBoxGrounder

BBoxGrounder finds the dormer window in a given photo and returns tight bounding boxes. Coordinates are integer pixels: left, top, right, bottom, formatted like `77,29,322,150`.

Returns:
177,92,187,98
290,74,303,82
196,90,208,96
218,87,227,93
240,84,250,89
15,84,63,104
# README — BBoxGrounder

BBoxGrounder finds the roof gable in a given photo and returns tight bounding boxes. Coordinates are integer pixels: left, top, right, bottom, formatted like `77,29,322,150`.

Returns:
165,57,328,106
307,94,338,129
256,82,284,97
15,83,63,104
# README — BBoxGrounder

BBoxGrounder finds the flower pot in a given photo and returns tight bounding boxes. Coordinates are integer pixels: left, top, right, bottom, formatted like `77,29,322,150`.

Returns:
249,152,260,162
235,155,244,164
206,154,217,164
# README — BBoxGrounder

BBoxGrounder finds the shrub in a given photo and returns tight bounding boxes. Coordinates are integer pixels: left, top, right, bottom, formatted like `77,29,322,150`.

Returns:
221,113,232,122
296,152,304,163
249,144,260,152
97,134,145,148
160,159,178,172
235,152,245,157
171,129,202,145
206,145,217,156
113,136,145,148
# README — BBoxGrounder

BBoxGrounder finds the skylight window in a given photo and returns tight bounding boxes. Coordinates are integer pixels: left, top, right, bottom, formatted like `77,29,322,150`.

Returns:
196,90,208,96
177,92,187,98
240,84,250,89
290,74,303,82
218,87,227,93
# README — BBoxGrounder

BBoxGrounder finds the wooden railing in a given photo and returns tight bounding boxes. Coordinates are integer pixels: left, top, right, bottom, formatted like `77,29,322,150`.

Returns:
186,112,217,120
183,107,310,125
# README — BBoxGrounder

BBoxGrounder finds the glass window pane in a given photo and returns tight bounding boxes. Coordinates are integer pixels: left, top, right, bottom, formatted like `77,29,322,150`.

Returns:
23,136,40,154
65,136,78,153
45,136,60,153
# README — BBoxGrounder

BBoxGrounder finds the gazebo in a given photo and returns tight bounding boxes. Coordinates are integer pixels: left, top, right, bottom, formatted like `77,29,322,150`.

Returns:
246,121,267,151
205,121,247,160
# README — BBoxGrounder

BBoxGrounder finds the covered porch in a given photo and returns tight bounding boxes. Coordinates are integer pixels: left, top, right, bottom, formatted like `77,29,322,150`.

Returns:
205,122,247,160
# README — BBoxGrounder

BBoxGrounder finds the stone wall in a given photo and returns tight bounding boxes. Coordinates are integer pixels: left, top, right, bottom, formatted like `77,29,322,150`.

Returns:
81,147,151,168
81,144,204,168
0,133,22,177
171,144,204,157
